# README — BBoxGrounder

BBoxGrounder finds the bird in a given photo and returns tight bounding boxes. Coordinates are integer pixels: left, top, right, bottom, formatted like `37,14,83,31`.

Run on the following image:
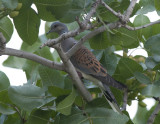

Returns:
46,21,126,114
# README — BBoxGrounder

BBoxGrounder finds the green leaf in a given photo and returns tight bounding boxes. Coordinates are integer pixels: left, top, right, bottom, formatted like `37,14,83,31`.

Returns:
56,88,76,115
142,84,160,97
33,0,71,21
154,0,160,11
89,32,109,50
55,107,129,124
21,40,41,53
22,60,39,83
133,15,151,41
137,0,155,14
3,56,26,69
133,105,148,124
8,84,55,111
38,65,64,88
145,57,158,69
110,27,139,48
26,109,52,124
48,86,71,97
2,0,18,10
0,17,13,42
0,103,16,115
13,8,40,45
101,52,118,76
116,58,143,79
134,72,151,84
145,34,160,55
0,71,10,92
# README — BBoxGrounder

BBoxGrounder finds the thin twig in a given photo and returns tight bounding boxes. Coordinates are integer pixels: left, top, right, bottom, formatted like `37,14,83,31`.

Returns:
147,97,160,124
10,104,26,123
124,20,160,30
100,0,123,19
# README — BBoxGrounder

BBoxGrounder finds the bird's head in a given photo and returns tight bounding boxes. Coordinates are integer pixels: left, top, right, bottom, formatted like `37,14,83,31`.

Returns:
46,22,68,35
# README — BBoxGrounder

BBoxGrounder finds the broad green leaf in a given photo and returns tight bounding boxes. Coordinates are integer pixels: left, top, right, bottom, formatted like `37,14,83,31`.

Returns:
110,27,139,48
55,107,129,124
0,17,13,42
0,90,11,104
33,0,72,22
145,57,159,69
13,8,40,45
0,103,15,115
142,84,160,97
154,0,160,11
92,50,104,61
89,32,110,50
136,0,155,14
133,105,148,124
22,60,39,83
133,15,151,41
2,113,22,124
151,23,160,38
34,3,56,21
0,71,10,92
59,0,92,22
48,86,71,97
145,34,160,55
38,65,64,88
18,0,33,10
21,40,41,53
3,56,26,69
103,52,118,76
26,109,52,124
134,72,151,84
116,58,143,79
2,0,18,10
8,84,55,111
56,88,76,115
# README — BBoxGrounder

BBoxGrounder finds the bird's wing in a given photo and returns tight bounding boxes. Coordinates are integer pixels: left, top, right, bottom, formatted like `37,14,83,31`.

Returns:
70,46,107,77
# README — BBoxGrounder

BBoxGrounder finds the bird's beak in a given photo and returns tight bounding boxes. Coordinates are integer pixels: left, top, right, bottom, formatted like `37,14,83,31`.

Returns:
46,30,51,35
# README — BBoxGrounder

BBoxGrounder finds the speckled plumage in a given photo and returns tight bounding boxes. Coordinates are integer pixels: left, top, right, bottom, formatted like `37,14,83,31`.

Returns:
47,22,125,114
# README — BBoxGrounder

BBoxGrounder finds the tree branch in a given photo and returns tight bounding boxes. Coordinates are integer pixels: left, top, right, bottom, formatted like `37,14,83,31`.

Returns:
100,0,123,19
0,32,6,52
124,0,137,22
124,20,160,30
53,44,93,102
0,48,65,71
147,97,160,124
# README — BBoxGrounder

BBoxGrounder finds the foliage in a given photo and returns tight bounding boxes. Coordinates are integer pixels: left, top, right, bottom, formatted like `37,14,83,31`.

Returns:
0,0,160,123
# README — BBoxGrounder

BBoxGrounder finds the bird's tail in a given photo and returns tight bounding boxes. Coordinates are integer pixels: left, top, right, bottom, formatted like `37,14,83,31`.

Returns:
102,84,122,114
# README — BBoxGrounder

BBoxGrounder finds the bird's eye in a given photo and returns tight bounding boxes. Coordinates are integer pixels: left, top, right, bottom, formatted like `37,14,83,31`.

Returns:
54,25,57,28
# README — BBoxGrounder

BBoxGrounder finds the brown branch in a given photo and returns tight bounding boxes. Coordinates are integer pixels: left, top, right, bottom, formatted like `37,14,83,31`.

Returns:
147,97,160,124
100,0,123,19
124,0,137,22
0,48,65,71
122,89,128,111
124,20,160,30
0,32,6,52
53,44,93,102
